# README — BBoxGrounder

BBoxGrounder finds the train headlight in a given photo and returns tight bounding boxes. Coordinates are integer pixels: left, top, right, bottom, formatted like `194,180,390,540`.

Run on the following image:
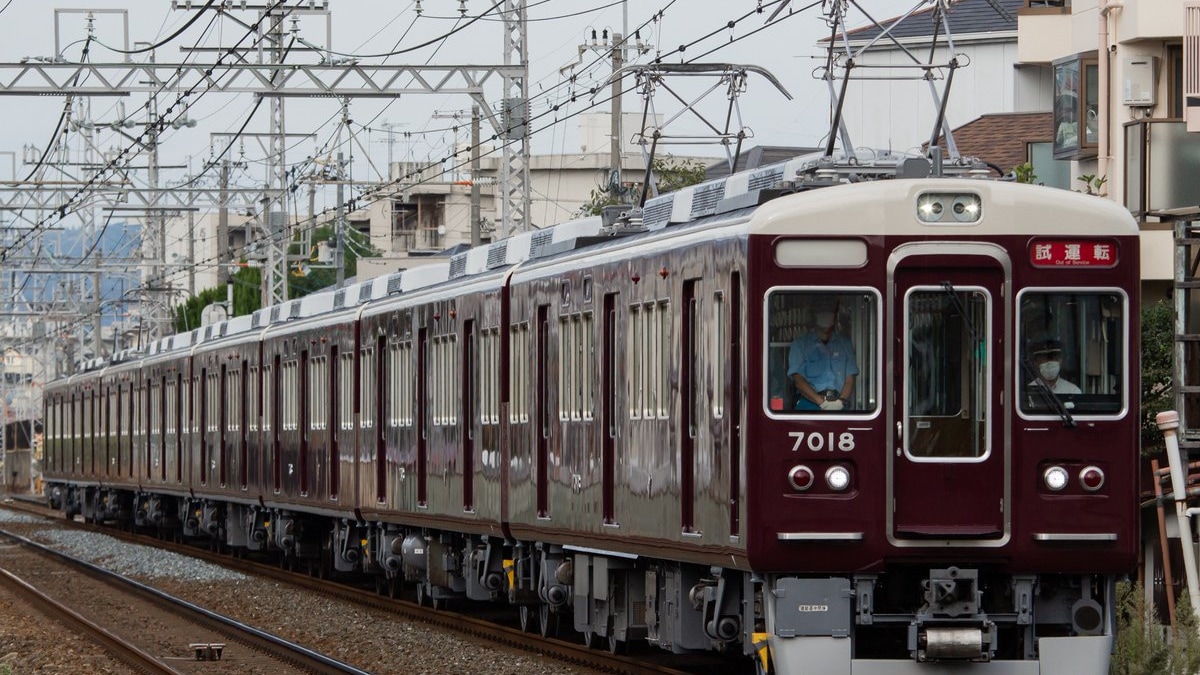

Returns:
951,194,982,222
825,465,851,492
1079,466,1105,491
788,465,815,491
916,194,945,222
916,192,982,224
1043,466,1069,491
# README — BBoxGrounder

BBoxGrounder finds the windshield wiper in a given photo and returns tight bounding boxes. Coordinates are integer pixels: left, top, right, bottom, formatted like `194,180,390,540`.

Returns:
1021,358,1076,428
942,281,1074,428
941,281,978,343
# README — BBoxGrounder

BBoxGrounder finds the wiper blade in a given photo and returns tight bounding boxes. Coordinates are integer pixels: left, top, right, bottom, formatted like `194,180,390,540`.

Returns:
941,281,980,344
1022,360,1076,428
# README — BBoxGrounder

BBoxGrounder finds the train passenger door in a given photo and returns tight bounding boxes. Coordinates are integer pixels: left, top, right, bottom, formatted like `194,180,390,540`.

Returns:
890,245,1009,542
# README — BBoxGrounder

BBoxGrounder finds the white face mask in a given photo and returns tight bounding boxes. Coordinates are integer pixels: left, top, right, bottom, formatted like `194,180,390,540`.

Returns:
1039,361,1061,381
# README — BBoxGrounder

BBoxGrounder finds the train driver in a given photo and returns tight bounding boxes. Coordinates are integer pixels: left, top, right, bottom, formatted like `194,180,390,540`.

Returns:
1028,339,1081,395
787,300,858,411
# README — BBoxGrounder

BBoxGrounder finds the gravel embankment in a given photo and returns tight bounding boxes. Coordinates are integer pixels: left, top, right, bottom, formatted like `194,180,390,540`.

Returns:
0,504,603,675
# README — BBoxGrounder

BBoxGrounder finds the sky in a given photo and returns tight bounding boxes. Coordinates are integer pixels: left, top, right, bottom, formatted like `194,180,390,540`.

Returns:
0,0,919,204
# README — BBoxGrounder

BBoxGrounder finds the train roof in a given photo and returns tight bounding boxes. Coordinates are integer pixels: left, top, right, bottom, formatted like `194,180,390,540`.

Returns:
66,148,1135,374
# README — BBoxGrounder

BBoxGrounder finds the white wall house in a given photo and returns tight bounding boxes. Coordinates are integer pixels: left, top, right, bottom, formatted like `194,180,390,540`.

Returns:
1017,0,1198,293
833,0,1042,154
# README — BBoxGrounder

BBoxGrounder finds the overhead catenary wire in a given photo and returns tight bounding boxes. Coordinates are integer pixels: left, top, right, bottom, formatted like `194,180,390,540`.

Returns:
17,0,813,351
1,0,294,261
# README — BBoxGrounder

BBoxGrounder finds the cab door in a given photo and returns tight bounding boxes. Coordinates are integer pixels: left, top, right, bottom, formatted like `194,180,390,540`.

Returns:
889,244,1009,543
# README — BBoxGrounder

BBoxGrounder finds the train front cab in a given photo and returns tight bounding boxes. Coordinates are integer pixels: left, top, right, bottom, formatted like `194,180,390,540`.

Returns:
748,181,1139,674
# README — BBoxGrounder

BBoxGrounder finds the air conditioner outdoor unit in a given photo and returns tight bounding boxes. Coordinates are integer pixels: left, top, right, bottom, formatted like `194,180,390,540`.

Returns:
1186,2,1200,131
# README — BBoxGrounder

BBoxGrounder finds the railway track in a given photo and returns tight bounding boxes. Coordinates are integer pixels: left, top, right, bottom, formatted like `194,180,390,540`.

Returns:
0,499,740,675
0,525,372,675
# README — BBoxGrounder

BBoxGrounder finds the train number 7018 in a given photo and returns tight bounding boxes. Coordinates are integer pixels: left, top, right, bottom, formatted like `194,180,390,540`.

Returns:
789,431,855,453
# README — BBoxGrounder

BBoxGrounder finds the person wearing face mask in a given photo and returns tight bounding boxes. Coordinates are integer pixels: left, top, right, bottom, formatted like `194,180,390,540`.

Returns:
788,300,858,411
1029,339,1081,394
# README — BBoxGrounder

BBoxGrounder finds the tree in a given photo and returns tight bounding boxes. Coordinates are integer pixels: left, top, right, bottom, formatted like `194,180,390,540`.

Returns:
578,154,709,217
172,222,380,333
1142,299,1174,455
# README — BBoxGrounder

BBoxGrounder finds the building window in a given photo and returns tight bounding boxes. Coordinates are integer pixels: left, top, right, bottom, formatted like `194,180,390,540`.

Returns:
1053,52,1099,160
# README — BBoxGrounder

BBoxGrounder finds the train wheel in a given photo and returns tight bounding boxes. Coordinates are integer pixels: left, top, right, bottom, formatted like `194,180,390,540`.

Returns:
519,605,535,633
582,631,597,650
388,577,401,599
539,605,558,639
416,582,429,607
607,634,625,655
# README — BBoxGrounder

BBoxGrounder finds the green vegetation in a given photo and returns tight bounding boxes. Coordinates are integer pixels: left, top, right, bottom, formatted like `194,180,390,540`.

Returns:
1141,299,1175,455
1077,173,1109,197
1112,581,1200,674
173,223,379,333
1012,162,1037,185
578,154,708,217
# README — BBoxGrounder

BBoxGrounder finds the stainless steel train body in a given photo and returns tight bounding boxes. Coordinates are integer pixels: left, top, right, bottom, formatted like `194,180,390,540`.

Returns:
42,153,1141,674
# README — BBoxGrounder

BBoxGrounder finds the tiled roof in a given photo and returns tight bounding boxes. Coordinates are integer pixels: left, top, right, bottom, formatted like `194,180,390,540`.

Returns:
927,111,1053,172
833,0,1020,42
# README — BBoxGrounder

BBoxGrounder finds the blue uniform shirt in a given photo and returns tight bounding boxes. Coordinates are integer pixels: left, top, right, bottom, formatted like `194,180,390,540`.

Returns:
787,331,859,395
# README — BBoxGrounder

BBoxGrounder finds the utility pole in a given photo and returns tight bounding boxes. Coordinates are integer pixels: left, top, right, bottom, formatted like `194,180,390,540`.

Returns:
335,151,345,287
501,0,530,237
378,121,407,179
433,108,484,247
471,105,482,246
264,8,290,307
217,159,230,285
0,3,528,332
611,33,623,185
572,29,647,196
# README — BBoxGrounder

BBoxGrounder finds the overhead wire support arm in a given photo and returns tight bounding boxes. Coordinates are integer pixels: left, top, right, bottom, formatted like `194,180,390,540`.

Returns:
816,0,987,162
604,62,791,207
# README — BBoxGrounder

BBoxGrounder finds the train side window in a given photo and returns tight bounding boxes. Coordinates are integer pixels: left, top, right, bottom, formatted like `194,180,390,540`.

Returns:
1018,290,1126,416
765,290,879,416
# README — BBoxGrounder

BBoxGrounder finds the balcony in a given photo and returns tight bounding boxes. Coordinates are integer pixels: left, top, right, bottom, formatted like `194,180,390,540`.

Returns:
1125,119,1200,219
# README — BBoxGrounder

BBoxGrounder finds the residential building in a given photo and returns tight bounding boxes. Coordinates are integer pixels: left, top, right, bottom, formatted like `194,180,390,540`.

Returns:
1018,0,1198,300
832,0,1044,162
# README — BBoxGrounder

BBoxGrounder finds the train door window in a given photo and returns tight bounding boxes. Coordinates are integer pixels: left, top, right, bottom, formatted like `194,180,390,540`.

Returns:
481,328,500,425
309,356,327,431
1018,290,1126,417
340,351,355,431
360,346,374,433
282,360,297,431
559,315,573,421
764,290,879,416
388,342,401,428
248,367,259,433
904,287,990,460
389,341,414,427
262,363,273,433
712,291,725,419
510,322,530,423
582,313,594,420
629,306,643,419
228,368,241,433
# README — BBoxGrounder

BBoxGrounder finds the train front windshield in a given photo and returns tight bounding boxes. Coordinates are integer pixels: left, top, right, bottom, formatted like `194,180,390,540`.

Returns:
1018,290,1126,416
766,290,879,415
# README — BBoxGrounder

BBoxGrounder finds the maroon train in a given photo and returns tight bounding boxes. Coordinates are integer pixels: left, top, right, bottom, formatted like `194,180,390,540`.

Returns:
43,151,1140,674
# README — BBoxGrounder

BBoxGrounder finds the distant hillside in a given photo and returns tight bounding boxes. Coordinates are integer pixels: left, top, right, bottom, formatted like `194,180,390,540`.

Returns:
16,221,141,325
